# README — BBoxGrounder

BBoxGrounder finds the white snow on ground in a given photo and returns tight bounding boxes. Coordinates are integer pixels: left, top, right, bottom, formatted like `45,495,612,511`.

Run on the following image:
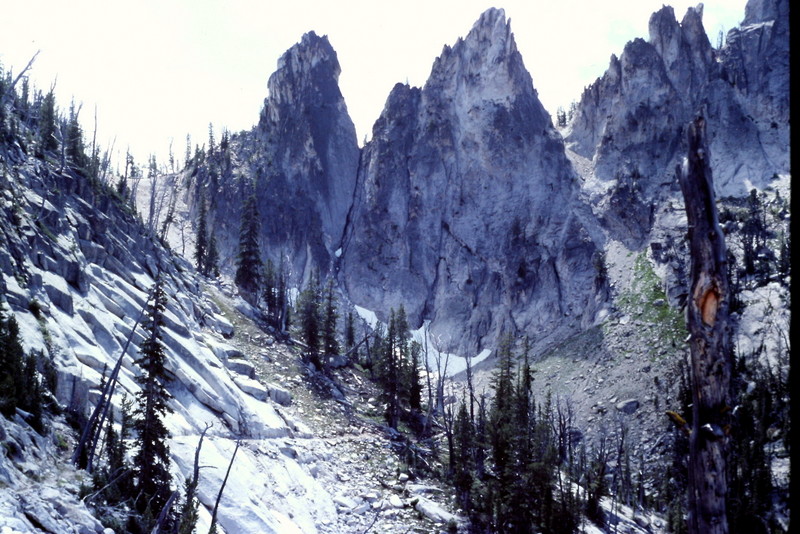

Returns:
170,436,337,534
353,305,379,329
735,281,790,368
354,307,494,377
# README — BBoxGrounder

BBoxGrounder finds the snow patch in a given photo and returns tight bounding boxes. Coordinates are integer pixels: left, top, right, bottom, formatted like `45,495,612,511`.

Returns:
411,322,492,377
354,305,379,329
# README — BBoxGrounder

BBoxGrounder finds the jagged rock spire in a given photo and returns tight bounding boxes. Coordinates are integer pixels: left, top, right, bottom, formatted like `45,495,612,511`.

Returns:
339,9,601,355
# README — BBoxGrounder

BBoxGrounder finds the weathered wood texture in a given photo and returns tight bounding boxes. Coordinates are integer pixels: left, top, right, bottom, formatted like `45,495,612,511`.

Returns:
677,116,732,534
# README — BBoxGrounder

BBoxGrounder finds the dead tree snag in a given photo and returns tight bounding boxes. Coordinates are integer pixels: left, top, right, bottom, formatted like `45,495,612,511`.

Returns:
676,116,732,534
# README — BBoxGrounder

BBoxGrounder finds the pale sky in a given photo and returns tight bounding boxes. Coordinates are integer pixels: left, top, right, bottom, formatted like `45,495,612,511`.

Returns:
1,0,746,169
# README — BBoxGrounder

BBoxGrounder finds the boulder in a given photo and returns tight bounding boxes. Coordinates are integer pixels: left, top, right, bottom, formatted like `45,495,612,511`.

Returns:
41,272,73,315
333,495,358,510
233,376,269,401
414,496,457,524
266,382,293,406
225,358,256,378
616,399,640,414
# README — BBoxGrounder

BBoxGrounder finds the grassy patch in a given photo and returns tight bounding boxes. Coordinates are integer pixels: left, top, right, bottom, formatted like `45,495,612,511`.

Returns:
617,252,686,360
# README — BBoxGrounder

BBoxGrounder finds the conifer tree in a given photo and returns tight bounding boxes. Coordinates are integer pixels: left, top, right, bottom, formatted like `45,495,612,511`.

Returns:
263,259,287,328
65,101,88,172
131,278,174,523
380,309,402,428
407,341,423,412
487,335,518,532
207,123,216,157
489,335,515,482
234,193,263,305
220,128,230,152
0,311,44,429
38,88,58,154
453,399,475,510
556,106,567,127
322,280,339,358
297,273,323,370
194,198,208,273
116,151,133,200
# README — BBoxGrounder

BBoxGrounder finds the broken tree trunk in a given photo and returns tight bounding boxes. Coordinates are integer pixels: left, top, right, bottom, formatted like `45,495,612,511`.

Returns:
676,116,732,534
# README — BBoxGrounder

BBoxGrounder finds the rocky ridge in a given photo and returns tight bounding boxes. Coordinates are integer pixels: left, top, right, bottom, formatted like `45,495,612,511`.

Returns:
190,0,789,361
201,31,360,284
566,0,789,251
338,8,606,356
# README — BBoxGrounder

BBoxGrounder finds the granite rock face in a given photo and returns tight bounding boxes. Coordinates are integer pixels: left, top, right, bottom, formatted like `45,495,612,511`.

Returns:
563,0,788,309
338,9,607,355
187,0,787,358
567,0,789,250
208,31,360,282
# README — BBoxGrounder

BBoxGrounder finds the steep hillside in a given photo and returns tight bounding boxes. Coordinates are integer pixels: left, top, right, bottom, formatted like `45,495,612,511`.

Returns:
0,108,458,533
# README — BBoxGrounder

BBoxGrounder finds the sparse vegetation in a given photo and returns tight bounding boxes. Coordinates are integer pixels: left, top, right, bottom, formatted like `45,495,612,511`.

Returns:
1,308,48,433
616,252,685,358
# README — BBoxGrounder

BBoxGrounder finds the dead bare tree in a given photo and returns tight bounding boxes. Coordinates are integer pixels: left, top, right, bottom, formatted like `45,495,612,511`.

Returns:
0,50,39,103
147,155,159,233
99,139,114,184
422,322,435,436
159,173,179,241
429,332,451,418
89,105,98,180
553,395,575,466
208,438,241,534
72,274,159,471
677,116,732,534
464,350,475,423
150,490,179,534
177,423,212,534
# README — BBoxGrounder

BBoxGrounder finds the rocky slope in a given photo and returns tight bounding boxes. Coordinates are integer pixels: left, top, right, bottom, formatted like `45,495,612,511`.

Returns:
566,0,789,250
0,144,459,532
